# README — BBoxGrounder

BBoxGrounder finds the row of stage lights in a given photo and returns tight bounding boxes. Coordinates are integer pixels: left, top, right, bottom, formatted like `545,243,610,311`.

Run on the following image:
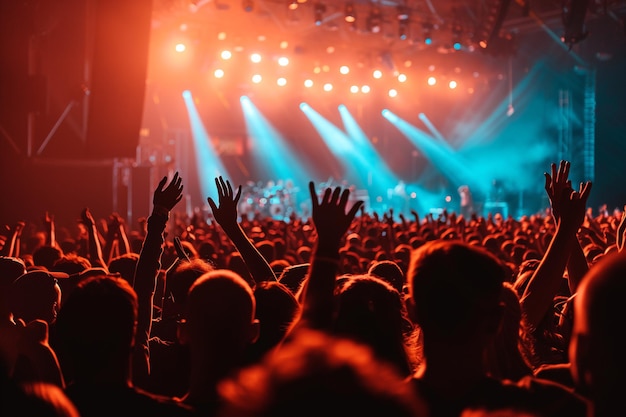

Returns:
174,44,466,94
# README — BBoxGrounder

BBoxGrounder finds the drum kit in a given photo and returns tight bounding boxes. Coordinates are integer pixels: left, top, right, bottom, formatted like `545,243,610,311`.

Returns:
238,181,297,220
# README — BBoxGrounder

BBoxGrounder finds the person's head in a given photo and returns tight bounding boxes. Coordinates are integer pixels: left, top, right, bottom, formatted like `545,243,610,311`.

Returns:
245,280,300,364
569,251,626,413
278,263,310,296
32,245,63,271
0,256,27,316
406,240,506,347
333,274,416,376
179,269,259,359
368,260,406,294
255,240,276,264
216,328,427,417
484,282,533,381
107,252,140,284
50,253,92,276
54,275,138,383
166,258,215,309
11,270,67,325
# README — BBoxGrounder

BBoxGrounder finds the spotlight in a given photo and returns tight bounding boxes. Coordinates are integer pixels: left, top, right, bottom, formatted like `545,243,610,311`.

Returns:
449,80,457,89
372,70,382,79
397,73,407,82
427,76,436,86
250,53,262,63
214,69,225,78
399,21,409,40
323,83,333,91
304,79,313,88
388,89,398,97
252,74,262,83
350,85,359,93
288,0,298,10
344,2,356,23
277,77,287,86
314,3,326,25
340,65,350,74
367,8,382,33
422,22,433,45
175,43,186,52
278,56,289,66
361,85,370,93
397,6,410,21
220,50,232,60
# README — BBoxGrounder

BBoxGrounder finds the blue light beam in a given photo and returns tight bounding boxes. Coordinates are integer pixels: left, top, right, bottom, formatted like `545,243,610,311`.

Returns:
182,90,230,202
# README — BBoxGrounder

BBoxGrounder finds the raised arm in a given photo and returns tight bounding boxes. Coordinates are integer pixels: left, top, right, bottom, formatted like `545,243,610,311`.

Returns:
207,176,275,287
43,211,56,249
543,160,588,293
1,221,25,257
132,172,183,385
79,208,107,270
520,176,591,329
294,182,363,331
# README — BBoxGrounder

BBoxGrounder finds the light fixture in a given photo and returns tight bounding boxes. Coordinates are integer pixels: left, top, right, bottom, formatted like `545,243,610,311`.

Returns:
422,22,433,45
288,0,298,10
397,6,410,40
366,8,382,33
314,3,326,25
397,6,410,21
344,2,356,23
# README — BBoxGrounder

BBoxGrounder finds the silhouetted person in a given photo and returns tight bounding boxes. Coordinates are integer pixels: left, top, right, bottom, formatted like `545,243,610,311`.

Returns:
54,275,194,417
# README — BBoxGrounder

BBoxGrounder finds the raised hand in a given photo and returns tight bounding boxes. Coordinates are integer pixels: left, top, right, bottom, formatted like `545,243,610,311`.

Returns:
153,171,183,212
544,160,572,220
80,207,96,227
308,181,363,248
207,176,241,228
558,180,593,232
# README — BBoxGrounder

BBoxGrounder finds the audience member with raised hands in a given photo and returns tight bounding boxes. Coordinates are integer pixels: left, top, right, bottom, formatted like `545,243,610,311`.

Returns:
543,160,589,293
102,213,131,264
207,176,276,286
0,221,25,257
54,274,194,417
78,208,107,271
290,181,363,332
132,171,183,390
518,161,592,366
